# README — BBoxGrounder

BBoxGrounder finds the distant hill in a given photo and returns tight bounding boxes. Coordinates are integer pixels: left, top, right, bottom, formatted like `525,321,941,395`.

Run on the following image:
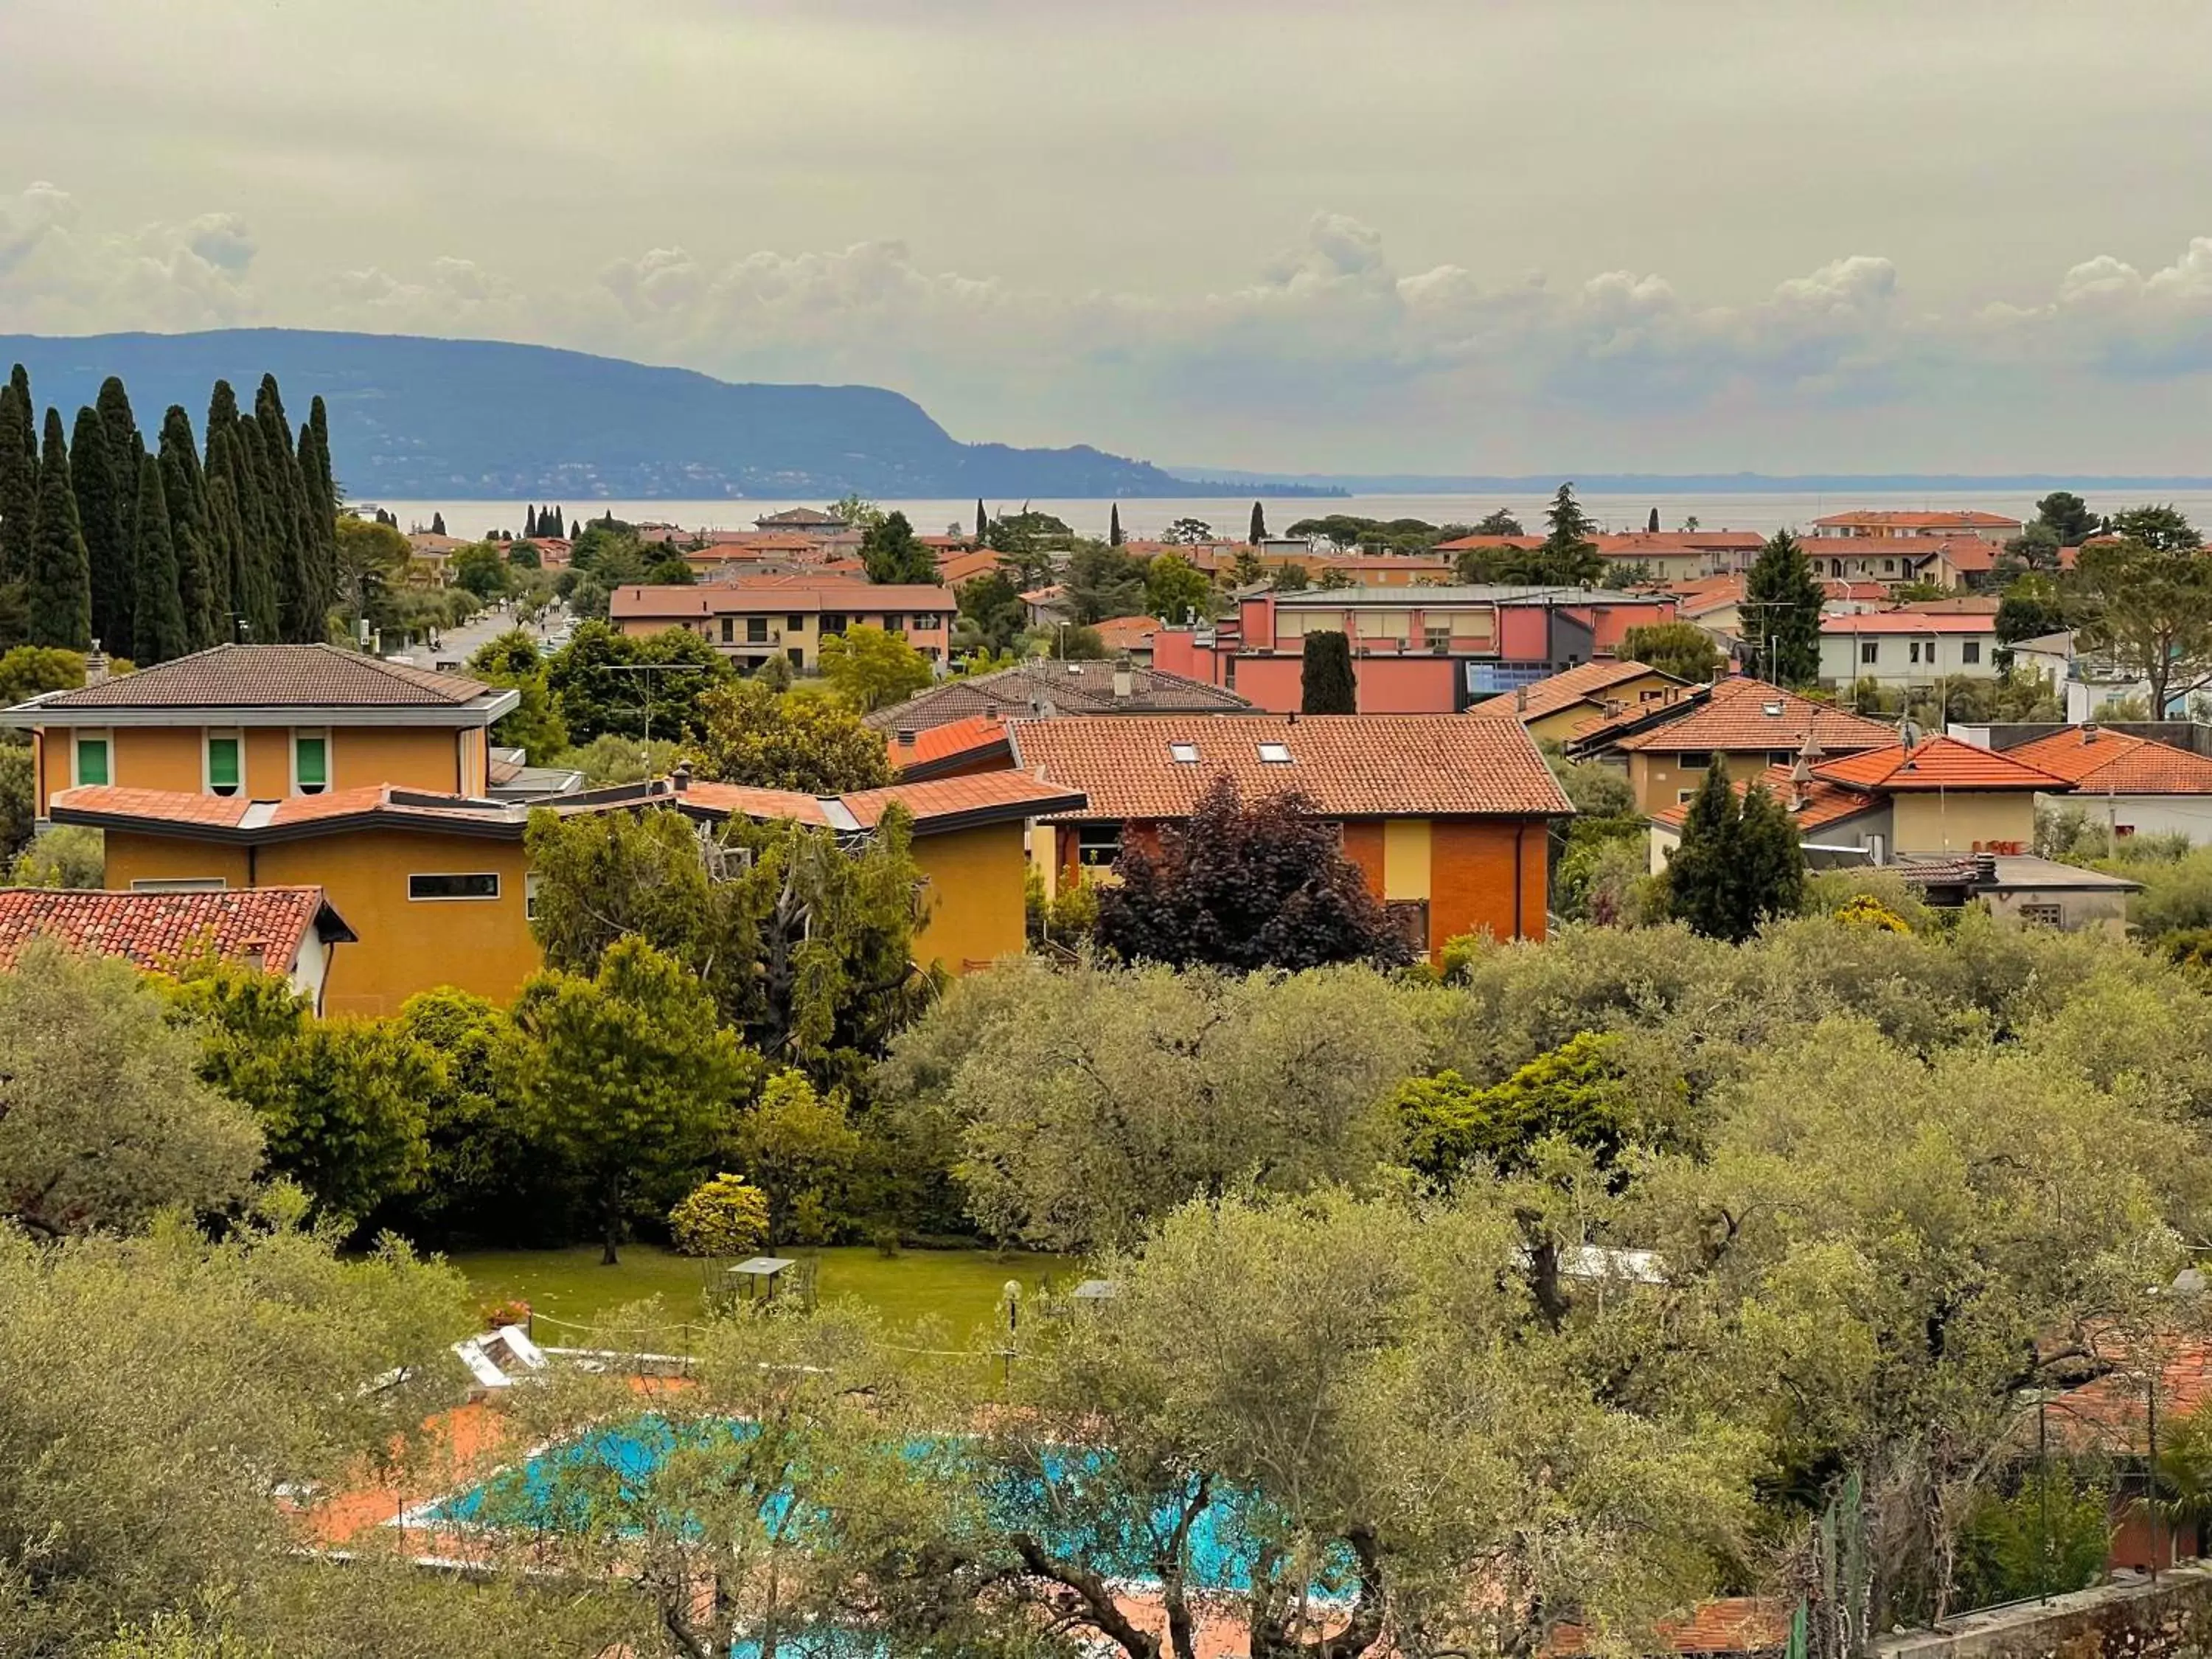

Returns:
0,329,1206,500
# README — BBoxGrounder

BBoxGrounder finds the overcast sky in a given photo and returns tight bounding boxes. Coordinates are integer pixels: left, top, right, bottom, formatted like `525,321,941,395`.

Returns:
5,0,2212,474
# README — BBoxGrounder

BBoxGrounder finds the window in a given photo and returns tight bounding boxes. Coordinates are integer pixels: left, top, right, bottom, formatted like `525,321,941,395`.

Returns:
1424,625,1450,653
746,616,768,644
293,731,328,796
2017,901,2063,928
131,877,226,893
1677,789,1697,804
1676,751,1712,769
720,616,735,644
786,647,804,668
1861,641,1879,664
1962,640,1981,665
914,613,939,629
73,732,110,787
882,614,902,633
786,613,805,631
206,731,242,797
820,613,848,636
525,872,541,922
1882,558,1896,574
408,872,501,901
1075,824,1121,866
1257,742,1293,764
1169,742,1200,763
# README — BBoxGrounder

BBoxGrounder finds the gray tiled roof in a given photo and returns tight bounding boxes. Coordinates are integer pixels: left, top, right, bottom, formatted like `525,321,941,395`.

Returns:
865,661,1251,733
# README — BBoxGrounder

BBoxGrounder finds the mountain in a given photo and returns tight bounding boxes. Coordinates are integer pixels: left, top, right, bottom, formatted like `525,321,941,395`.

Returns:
0,329,1201,500
1177,467,2212,492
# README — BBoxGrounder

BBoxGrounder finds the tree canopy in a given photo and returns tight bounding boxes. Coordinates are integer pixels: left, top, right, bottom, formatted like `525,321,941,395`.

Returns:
1742,528,1824,686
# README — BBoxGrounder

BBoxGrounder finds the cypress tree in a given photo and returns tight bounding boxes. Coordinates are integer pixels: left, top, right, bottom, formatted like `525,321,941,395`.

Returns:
1300,629,1357,714
70,406,132,653
1743,529,1824,687
1109,503,1123,547
975,498,987,541
568,516,580,540
0,366,38,591
27,408,92,650
97,378,142,588
206,468,249,643
1646,507,1660,533
432,512,447,536
230,420,282,644
524,504,538,538
297,399,341,626
1734,781,1806,928
255,376,316,641
1249,501,1267,544
159,406,221,650
132,451,188,664
1663,762,1745,942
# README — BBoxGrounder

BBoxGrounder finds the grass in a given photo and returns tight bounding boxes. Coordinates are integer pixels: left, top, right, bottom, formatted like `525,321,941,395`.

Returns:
452,1242,1067,1348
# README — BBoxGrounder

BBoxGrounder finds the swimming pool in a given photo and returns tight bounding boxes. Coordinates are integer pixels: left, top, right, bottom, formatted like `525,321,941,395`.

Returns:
425,1415,1323,1595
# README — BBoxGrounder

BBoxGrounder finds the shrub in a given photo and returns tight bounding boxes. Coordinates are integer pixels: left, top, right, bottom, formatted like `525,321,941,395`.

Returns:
669,1174,771,1259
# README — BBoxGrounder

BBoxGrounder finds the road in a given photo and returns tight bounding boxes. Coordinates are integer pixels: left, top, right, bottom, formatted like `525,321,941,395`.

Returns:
392,597,576,673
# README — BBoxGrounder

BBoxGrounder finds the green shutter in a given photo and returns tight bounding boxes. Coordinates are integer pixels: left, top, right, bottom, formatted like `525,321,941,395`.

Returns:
295,735,327,790
208,736,240,793
76,737,108,787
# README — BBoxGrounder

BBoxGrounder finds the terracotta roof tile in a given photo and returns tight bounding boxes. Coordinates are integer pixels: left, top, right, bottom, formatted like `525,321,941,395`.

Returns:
1597,677,1896,755
1811,736,2074,791
1466,659,1680,723
1811,509,2019,529
1818,613,1997,636
1651,763,1879,832
0,886,348,973
2003,727,2212,795
32,645,493,709
886,713,1012,773
838,771,1086,828
609,581,953,617
1008,714,1573,821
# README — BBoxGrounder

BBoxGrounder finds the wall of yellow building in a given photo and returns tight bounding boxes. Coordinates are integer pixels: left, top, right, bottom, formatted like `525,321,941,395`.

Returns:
1382,818,1433,900
101,827,538,1018
911,822,1029,971
1521,672,1679,745
1891,791,2037,854
35,723,476,812
1627,748,1790,814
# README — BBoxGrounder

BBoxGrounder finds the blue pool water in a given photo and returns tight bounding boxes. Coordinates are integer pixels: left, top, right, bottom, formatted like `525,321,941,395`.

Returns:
428,1416,1330,1596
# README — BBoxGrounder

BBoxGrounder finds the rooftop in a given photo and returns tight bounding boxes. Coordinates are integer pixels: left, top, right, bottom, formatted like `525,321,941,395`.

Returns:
1810,735,2074,792
1585,676,1897,755
1650,763,1882,834
1818,613,2000,636
1811,509,2020,529
13,644,503,714
608,582,953,618
1465,658,1683,724
1434,530,1767,554
864,661,1251,733
0,885,355,973
2003,725,2212,795
1006,714,1575,822
1269,583,1668,607
886,712,1016,776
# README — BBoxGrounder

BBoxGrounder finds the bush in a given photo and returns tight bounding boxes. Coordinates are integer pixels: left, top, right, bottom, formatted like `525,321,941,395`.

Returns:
668,1173,771,1258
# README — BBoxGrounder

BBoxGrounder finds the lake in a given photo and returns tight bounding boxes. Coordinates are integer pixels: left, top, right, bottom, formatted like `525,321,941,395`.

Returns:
365,488,2212,545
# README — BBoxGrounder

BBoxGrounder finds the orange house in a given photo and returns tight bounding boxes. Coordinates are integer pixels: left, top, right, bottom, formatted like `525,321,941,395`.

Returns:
1005,714,1572,957
51,771,1082,1017
1,644,518,823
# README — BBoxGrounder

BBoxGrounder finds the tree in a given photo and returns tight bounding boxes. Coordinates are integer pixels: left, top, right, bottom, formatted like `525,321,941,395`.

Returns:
819,622,934,712
1520,481,1604,586
1647,506,1661,532
0,941,261,1238
975,496,987,541
1163,515,1214,545
1271,560,1309,591
1300,628,1357,713
1663,765,1801,941
2110,502,2200,552
518,936,760,1262
1742,528,1823,686
827,493,886,529
1619,620,1722,681
431,510,447,535
1143,551,1211,624
0,368,37,617
1249,500,1267,543
333,515,411,636
2035,490,2099,546
156,407,220,650
1040,621,1107,658
1395,1031,1652,1185
953,568,1026,656
450,541,509,599
1996,580,2065,645
71,404,132,654
1472,507,1523,536
860,509,935,583
130,452,188,664
27,408,92,650
466,629,569,761
2071,536,2212,716
728,1069,865,1245
1108,501,1123,546
1099,776,1413,973
1063,539,1145,622
692,676,893,790
1999,521,2064,577
504,539,540,570
543,620,731,743
8,822,103,888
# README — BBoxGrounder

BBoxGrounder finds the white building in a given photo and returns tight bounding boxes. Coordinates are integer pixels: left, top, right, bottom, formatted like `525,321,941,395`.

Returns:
1994,725,2212,846
1819,613,2000,689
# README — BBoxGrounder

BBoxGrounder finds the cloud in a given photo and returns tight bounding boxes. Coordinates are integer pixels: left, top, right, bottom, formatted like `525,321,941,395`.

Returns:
0,182,256,330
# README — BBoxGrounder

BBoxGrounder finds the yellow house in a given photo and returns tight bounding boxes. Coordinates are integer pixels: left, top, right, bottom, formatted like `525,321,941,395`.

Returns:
1,644,518,822
52,771,1082,1017
1463,658,1688,746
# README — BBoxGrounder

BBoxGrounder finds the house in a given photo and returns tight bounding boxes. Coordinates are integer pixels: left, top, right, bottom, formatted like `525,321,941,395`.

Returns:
1091,615,1162,664
1648,734,2073,870
1998,724,2212,845
1809,509,2020,543
1152,585,1683,716
1434,530,1767,583
887,713,1017,779
49,769,1084,1015
1005,714,1574,958
608,580,956,668
1464,658,1690,744
1818,613,2001,688
1892,852,2140,934
0,885,356,1011
1565,675,1897,814
866,659,1251,734
0,644,521,826
933,549,1003,586
754,507,847,532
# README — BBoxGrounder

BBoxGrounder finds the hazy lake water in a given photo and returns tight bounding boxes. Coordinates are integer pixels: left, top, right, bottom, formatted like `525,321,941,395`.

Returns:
372,490,2212,546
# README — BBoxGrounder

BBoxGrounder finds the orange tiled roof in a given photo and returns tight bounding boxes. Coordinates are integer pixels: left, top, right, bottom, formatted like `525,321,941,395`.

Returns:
1436,531,1765,554
1818,613,1997,636
1650,763,1880,833
1466,659,1678,724
2004,727,2212,795
1810,736,2074,792
1008,714,1573,821
608,582,953,618
1599,678,1896,755
1812,509,2019,529
838,771,1086,828
887,713,1012,773
1551,1598,1792,1656
1092,614,1162,649
29,645,494,710
0,885,352,973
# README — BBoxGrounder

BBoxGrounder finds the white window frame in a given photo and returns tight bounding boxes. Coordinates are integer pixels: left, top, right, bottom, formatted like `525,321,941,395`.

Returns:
1257,742,1294,764
204,728,244,797
292,728,331,796
1169,742,1200,764
525,872,542,922
407,872,502,902
130,877,229,892
72,729,113,788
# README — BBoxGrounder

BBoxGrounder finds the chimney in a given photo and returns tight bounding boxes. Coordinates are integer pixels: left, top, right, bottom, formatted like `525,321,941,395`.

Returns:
1788,729,1823,813
672,760,692,793
1113,669,1133,700
1514,684,1530,713
84,640,110,687
2080,720,2099,742
1973,852,1997,885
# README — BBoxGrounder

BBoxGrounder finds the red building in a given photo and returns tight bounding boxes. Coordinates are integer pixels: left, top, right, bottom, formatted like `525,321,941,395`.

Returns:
1151,585,1681,715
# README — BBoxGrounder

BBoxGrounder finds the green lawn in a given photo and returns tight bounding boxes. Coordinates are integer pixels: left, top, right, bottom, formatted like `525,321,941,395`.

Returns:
451,1243,1067,1349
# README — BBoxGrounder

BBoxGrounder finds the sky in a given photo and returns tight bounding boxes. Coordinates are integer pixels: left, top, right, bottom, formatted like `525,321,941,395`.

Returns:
5,0,2212,476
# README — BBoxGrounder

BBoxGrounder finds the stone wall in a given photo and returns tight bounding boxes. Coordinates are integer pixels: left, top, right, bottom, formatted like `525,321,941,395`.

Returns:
1879,1568,2212,1659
